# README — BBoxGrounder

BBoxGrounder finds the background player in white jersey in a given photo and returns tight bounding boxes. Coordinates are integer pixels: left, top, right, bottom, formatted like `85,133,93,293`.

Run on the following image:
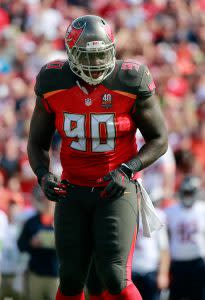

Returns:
165,175,205,300
0,200,28,300
132,192,170,300
0,209,8,288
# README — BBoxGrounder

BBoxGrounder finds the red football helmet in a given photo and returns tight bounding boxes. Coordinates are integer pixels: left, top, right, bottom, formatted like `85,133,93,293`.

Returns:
65,15,116,85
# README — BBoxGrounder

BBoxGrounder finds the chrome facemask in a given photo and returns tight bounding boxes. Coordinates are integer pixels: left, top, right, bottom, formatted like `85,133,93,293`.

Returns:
67,40,115,85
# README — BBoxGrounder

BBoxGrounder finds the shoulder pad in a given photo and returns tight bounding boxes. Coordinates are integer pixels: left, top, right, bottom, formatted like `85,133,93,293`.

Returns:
103,60,155,100
34,60,76,97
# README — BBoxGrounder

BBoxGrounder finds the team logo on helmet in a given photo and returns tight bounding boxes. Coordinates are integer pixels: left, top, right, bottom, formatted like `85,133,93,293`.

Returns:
65,22,85,49
101,94,112,109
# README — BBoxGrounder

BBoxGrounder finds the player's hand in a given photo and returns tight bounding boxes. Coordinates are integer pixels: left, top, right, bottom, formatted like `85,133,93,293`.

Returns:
40,172,69,202
157,272,169,290
98,167,130,201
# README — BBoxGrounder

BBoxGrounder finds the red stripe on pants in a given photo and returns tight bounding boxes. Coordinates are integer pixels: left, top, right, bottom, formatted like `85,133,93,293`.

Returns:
126,228,137,285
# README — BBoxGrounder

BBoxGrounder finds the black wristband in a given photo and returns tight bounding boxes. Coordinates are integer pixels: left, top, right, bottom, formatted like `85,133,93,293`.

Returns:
120,164,133,179
34,167,49,185
124,157,143,174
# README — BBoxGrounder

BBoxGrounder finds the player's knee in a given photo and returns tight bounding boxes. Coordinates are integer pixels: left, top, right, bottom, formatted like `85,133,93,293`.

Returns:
100,264,125,294
59,269,84,295
86,278,104,295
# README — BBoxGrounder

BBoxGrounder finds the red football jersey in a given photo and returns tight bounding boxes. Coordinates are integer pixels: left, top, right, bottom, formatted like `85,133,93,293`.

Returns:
35,60,155,186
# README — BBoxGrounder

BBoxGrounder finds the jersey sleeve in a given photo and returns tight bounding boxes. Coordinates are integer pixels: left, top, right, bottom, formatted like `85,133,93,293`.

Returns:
34,69,53,113
34,69,43,97
34,60,74,113
137,65,156,100
34,60,67,97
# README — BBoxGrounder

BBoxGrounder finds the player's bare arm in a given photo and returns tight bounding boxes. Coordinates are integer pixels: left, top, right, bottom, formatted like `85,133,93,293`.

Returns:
27,96,55,173
129,94,168,170
27,97,67,201
101,94,168,200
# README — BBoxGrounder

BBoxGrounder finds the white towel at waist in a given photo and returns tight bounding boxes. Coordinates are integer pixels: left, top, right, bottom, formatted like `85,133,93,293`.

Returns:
135,178,164,237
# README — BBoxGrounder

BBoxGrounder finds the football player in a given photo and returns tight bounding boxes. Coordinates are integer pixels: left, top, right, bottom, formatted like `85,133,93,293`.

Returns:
27,15,168,300
165,175,205,300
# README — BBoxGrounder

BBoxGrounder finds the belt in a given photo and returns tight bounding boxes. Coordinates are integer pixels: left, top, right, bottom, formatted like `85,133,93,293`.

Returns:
58,180,105,194
69,184,104,192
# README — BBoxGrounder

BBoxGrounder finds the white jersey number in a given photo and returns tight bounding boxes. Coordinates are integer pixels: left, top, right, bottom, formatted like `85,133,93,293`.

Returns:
64,113,116,152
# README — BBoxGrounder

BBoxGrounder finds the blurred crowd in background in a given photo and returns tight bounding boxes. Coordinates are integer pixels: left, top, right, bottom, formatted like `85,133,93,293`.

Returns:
0,0,205,299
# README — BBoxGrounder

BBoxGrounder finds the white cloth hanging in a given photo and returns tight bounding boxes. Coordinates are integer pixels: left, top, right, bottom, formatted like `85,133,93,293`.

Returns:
135,179,164,237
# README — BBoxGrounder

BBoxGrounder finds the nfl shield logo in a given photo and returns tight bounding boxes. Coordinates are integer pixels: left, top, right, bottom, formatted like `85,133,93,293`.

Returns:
85,98,92,106
101,94,112,108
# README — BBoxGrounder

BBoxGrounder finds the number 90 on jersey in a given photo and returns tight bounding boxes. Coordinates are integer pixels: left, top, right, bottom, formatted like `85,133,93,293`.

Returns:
64,113,116,152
